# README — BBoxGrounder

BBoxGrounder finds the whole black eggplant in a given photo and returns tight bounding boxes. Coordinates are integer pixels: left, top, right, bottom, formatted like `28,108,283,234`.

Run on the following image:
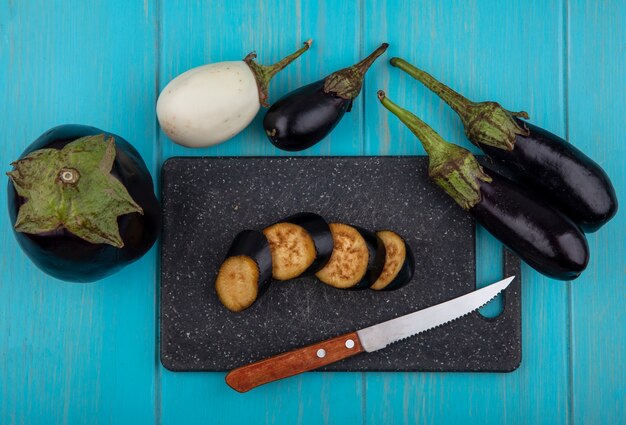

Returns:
264,43,389,151
390,58,618,232
378,91,589,280
7,125,160,282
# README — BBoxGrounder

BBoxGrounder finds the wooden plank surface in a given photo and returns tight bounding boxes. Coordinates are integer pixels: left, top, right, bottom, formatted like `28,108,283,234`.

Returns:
567,1,626,423
363,1,571,423
0,0,624,424
157,1,365,424
0,1,159,424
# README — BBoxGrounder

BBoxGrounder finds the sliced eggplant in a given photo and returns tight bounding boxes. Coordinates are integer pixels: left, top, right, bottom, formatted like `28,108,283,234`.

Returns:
215,230,272,312
263,222,315,280
262,212,333,280
371,230,415,291
315,223,386,290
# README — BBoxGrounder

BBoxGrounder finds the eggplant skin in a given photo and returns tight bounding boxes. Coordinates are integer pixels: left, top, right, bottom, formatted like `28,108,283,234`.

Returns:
351,226,387,290
383,241,414,291
280,212,333,274
7,125,161,283
263,80,351,151
224,230,273,297
373,231,415,291
480,120,618,232
470,169,589,280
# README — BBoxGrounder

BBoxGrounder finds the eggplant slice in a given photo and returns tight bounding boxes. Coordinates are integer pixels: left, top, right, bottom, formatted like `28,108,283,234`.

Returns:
263,222,316,280
371,230,415,291
263,212,333,280
315,223,386,289
215,230,272,312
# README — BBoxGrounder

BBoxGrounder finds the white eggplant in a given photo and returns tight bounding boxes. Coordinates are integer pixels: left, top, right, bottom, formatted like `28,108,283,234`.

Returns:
156,40,312,148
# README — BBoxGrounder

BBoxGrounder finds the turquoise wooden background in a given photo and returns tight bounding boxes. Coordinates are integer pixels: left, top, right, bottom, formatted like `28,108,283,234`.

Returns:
1,0,624,423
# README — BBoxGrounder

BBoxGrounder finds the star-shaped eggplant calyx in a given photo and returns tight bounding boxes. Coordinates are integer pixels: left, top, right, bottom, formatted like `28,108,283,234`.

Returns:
7,134,143,248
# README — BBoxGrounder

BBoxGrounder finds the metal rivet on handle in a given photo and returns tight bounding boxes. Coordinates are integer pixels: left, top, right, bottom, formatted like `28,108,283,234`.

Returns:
345,339,355,349
316,349,326,358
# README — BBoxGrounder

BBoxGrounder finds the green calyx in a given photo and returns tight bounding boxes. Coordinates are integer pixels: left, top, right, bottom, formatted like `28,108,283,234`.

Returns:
244,39,313,108
377,90,492,210
7,134,143,248
324,43,389,103
390,57,530,151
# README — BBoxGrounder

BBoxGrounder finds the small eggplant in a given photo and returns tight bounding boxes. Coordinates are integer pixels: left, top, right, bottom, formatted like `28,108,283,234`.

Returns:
215,230,273,312
378,91,589,281
262,212,333,280
315,223,386,289
6,125,160,282
370,230,415,291
264,43,389,151
157,40,312,148
390,58,618,232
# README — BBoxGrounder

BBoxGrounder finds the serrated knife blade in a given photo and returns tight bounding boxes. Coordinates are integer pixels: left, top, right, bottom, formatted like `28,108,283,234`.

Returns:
356,275,515,352
226,276,515,392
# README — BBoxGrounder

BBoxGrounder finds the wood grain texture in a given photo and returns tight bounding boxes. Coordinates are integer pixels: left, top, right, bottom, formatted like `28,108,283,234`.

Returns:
567,1,626,423
157,1,365,424
363,1,571,423
0,0,624,424
226,332,364,393
0,1,159,424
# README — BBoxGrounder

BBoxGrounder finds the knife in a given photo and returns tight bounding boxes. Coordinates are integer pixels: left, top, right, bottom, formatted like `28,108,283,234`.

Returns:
226,276,515,392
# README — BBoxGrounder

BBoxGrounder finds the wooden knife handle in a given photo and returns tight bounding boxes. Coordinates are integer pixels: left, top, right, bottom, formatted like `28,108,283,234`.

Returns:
225,331,364,392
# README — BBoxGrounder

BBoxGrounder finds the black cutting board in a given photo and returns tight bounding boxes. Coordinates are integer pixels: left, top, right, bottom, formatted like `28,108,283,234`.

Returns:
160,157,521,372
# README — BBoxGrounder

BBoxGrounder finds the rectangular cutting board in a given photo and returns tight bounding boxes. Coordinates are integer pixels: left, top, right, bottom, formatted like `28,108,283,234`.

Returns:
160,157,521,372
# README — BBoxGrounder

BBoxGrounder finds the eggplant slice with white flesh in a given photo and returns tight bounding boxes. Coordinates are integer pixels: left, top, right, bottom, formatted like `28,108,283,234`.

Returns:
315,223,386,290
262,212,333,280
370,230,415,291
215,230,273,312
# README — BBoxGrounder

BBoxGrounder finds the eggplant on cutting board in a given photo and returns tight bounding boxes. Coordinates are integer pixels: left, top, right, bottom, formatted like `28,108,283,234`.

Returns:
161,156,522,373
390,58,618,232
315,223,387,290
215,230,273,312
214,213,416,312
371,230,415,291
262,212,333,280
378,91,589,280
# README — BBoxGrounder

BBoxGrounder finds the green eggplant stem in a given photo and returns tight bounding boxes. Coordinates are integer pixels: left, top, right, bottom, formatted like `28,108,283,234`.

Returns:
323,43,389,101
377,90,491,210
389,57,530,151
59,168,80,184
353,43,390,78
390,57,472,116
376,90,451,162
244,39,313,107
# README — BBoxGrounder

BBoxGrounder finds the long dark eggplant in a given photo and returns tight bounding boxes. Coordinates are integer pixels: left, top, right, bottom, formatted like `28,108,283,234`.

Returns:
263,43,389,151
390,58,617,232
378,91,589,280
7,125,160,282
